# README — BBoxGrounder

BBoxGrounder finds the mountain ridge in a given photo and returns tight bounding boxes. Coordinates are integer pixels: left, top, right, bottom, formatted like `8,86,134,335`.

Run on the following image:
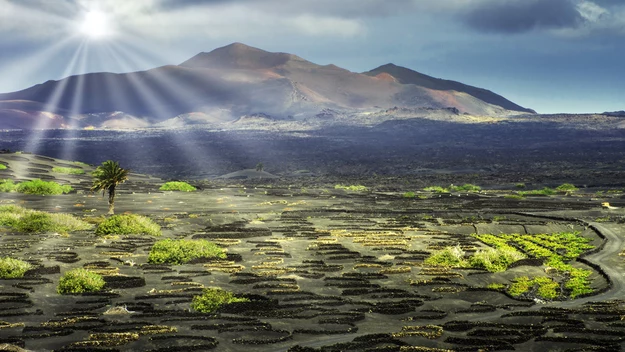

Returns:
0,42,534,129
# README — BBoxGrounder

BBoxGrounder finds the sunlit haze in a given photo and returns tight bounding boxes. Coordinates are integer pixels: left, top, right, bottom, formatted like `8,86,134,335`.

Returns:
79,10,113,39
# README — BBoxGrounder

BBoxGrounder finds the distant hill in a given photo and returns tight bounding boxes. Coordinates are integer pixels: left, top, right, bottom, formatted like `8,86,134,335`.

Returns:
364,63,535,113
0,43,534,129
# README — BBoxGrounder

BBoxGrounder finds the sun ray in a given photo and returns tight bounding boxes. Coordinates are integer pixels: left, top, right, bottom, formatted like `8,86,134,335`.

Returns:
23,41,87,155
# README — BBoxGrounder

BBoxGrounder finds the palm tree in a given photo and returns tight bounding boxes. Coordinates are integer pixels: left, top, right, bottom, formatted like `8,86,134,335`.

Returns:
255,162,264,172
91,160,129,215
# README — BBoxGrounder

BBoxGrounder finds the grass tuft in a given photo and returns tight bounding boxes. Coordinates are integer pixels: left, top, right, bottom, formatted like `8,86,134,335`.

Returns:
16,179,73,195
0,179,16,192
191,288,249,313
52,167,85,175
159,181,197,192
95,214,161,237
424,246,468,268
0,257,32,278
335,184,368,192
148,238,226,264
0,205,91,234
57,268,105,294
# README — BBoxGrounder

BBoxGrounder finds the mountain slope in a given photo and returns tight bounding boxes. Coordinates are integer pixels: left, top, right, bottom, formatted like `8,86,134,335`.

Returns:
0,43,533,129
364,63,535,113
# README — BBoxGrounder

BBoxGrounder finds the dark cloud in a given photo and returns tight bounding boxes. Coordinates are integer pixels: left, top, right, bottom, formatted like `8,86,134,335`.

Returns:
463,0,584,33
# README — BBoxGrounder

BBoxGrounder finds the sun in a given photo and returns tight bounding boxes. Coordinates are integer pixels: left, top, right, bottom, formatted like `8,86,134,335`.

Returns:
80,10,113,39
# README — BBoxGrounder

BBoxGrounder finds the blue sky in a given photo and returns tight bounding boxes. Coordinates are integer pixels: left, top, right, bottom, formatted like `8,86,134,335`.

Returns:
0,0,623,114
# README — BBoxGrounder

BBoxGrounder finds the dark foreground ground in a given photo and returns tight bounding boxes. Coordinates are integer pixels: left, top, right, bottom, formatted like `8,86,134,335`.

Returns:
1,153,625,351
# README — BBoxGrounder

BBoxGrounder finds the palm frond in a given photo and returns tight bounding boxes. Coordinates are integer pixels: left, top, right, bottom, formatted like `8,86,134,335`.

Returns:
91,160,129,193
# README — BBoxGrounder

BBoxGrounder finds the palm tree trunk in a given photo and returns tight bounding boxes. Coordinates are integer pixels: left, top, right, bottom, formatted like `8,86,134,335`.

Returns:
108,185,116,215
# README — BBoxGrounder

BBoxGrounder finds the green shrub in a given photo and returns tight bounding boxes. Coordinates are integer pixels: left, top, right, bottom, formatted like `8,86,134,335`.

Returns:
52,167,85,175
424,246,468,268
508,276,559,300
0,205,91,233
95,214,161,237
469,247,526,272
403,192,416,198
159,181,197,192
57,268,105,294
515,183,526,189
0,257,32,278
191,288,249,313
518,187,556,196
423,186,449,193
556,183,578,193
0,164,6,170
335,184,368,192
16,179,73,195
0,179,16,192
148,238,226,264
450,184,481,192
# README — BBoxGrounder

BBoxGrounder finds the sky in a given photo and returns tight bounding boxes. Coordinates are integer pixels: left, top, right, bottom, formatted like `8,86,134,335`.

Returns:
0,0,623,114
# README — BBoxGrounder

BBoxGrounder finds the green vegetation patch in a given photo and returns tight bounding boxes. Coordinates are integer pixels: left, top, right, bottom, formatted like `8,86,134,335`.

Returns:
148,238,226,264
423,186,449,193
191,288,250,313
469,247,526,273
449,184,481,192
508,276,559,300
0,179,16,192
0,257,32,279
0,164,6,170
335,184,368,192
159,181,197,192
475,231,594,299
424,246,468,268
95,214,161,237
16,179,73,195
57,268,105,294
556,183,578,193
403,192,416,198
0,205,92,234
518,187,556,197
52,167,85,175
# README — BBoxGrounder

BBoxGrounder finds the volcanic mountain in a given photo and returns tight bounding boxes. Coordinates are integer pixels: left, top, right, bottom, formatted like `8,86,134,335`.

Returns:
0,43,534,129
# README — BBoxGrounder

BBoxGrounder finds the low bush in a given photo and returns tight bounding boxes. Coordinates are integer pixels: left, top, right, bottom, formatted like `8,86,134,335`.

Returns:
518,187,556,196
0,205,91,233
423,186,449,193
515,183,526,189
149,238,226,264
0,257,32,278
16,179,73,195
403,192,416,198
450,184,481,192
556,183,578,193
424,246,468,268
469,247,526,272
159,181,196,192
0,164,6,170
52,167,85,175
95,214,161,237
191,288,250,313
0,179,16,192
57,268,105,294
335,184,368,192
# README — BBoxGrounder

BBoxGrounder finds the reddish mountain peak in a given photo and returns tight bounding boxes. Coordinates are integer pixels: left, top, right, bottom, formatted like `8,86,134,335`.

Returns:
179,42,306,70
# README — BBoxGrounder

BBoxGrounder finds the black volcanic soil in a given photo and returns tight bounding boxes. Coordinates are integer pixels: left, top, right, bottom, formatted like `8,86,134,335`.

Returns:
1,118,624,187
1,154,625,351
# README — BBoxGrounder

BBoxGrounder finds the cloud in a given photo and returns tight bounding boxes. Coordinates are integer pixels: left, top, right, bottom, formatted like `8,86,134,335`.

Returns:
461,0,584,33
